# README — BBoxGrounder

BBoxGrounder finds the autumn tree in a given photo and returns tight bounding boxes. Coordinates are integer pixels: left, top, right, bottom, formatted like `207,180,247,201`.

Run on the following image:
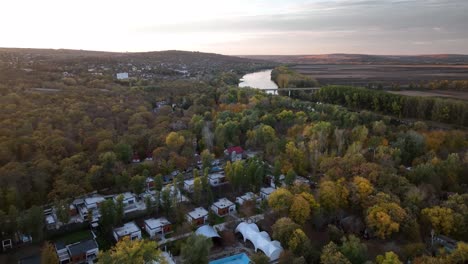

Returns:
268,188,294,213
366,202,407,239
318,179,349,213
289,192,319,225
288,228,312,256
376,251,402,264
320,242,351,264
272,217,301,247
41,242,59,264
98,237,162,264
166,131,185,152
350,176,374,206
421,206,455,235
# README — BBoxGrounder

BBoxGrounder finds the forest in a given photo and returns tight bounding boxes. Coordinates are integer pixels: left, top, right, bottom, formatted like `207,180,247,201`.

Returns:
316,86,468,127
0,54,467,263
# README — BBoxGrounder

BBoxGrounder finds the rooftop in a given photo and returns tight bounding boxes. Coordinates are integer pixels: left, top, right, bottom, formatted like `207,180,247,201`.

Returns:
114,222,140,237
184,179,195,185
84,195,105,206
187,207,208,219
237,192,256,201
260,187,275,195
225,146,244,154
212,198,234,209
144,217,171,230
208,173,225,180
114,192,136,201
67,239,98,256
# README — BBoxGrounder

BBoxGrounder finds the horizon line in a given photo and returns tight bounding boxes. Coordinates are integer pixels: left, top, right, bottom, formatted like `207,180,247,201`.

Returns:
1,47,468,57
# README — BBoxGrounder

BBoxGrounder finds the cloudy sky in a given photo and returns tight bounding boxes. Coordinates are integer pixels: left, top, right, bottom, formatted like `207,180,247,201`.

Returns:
1,0,467,55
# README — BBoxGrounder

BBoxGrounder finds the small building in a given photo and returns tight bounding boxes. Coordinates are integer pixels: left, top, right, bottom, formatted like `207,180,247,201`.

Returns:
183,179,195,192
44,208,57,230
146,177,155,190
260,187,276,200
236,192,261,206
55,239,99,264
186,207,209,226
113,192,137,206
132,153,141,163
144,217,172,239
67,239,99,264
224,146,244,162
211,198,236,217
55,242,70,264
268,174,285,188
145,151,153,161
76,195,105,222
208,173,226,187
116,72,129,80
114,192,140,214
435,235,458,253
113,222,142,242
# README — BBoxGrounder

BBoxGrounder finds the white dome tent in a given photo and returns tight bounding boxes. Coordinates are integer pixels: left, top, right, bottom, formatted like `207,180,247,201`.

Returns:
235,222,283,260
196,225,221,238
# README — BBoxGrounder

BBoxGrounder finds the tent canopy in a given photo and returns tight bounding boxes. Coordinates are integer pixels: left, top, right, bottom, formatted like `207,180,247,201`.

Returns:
196,225,220,238
235,222,283,260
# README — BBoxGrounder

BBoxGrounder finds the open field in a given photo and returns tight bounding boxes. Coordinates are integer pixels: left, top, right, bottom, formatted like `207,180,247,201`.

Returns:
290,64,468,86
388,90,468,100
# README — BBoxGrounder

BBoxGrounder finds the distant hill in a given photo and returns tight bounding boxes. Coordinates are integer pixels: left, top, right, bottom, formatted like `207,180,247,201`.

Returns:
0,48,277,86
239,54,468,65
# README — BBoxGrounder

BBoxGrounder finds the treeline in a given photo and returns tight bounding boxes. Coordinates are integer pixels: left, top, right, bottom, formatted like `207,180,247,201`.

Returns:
316,86,468,126
410,79,468,91
271,66,319,88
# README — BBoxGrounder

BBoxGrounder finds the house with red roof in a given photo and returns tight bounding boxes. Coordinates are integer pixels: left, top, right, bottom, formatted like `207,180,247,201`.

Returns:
224,146,244,162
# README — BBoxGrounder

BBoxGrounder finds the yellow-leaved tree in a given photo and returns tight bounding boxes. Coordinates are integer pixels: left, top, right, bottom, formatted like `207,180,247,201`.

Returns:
351,176,374,205
366,202,406,239
268,188,294,213
98,237,164,264
421,206,455,235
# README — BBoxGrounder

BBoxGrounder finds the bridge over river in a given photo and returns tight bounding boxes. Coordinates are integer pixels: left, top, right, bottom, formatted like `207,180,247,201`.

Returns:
260,87,321,96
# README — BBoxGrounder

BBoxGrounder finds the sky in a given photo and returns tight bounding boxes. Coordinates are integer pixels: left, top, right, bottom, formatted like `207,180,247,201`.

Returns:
1,0,468,55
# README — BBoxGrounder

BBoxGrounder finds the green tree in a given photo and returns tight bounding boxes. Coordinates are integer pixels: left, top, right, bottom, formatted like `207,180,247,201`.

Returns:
114,194,124,226
154,174,163,192
180,234,213,264
113,143,132,163
99,199,116,234
192,178,203,204
285,169,297,186
55,200,70,224
339,235,368,264
130,175,145,195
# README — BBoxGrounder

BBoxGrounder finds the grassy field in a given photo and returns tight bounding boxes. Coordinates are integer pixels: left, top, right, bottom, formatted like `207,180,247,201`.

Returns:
54,229,93,244
290,64,468,87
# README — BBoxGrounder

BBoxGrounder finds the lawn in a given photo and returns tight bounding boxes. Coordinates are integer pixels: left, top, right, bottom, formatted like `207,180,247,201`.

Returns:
54,230,93,245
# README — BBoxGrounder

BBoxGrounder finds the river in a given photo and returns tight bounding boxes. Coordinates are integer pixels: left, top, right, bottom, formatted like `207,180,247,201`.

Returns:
239,69,277,93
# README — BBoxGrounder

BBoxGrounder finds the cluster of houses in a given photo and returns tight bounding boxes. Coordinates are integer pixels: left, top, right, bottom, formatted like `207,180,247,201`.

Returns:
27,145,298,263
